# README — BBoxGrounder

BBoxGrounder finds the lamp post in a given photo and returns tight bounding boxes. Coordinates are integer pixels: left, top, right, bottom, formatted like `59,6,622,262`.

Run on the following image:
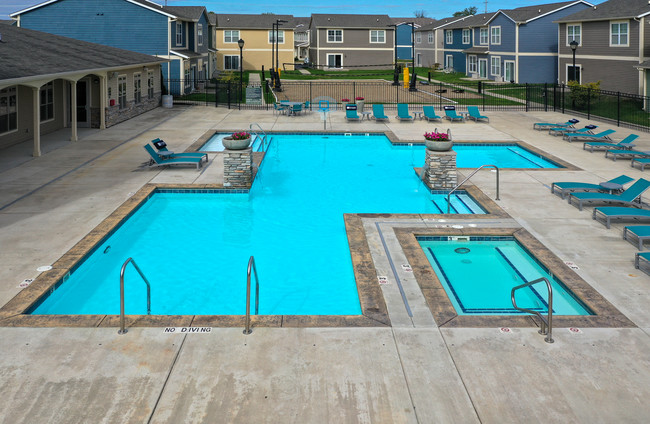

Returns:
569,40,578,82
409,22,417,91
387,24,398,85
274,19,288,90
238,38,244,110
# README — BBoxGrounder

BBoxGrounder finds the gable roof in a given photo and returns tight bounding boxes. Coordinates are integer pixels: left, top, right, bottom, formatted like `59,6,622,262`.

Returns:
293,17,311,32
161,5,207,22
216,14,295,29
491,1,591,24
389,17,437,28
443,12,498,29
556,0,650,22
0,25,166,82
11,0,176,19
311,14,393,28
415,16,466,31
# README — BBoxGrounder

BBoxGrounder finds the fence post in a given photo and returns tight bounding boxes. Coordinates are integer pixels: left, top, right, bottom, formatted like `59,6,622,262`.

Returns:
478,81,482,94
544,83,548,112
617,91,621,127
439,81,442,110
261,65,265,82
561,84,565,114
525,83,529,112
215,82,218,108
227,81,231,109
587,87,591,120
353,81,356,101
309,82,313,110
482,82,486,110
396,80,399,105
428,71,431,83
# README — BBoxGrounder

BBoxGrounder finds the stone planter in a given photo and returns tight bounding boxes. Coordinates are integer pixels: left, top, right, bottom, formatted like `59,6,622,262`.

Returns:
222,136,251,150
425,140,453,151
356,100,365,113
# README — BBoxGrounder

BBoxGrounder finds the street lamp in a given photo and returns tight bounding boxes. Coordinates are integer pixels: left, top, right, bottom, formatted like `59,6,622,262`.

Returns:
569,40,579,82
409,22,416,91
238,38,244,110
274,19,288,90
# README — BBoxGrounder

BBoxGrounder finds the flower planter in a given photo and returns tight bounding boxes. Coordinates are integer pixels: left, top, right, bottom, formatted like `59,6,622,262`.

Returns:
425,140,453,151
356,100,365,113
222,136,251,150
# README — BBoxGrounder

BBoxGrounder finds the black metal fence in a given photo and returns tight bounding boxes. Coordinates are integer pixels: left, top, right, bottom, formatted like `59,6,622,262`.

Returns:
166,79,650,132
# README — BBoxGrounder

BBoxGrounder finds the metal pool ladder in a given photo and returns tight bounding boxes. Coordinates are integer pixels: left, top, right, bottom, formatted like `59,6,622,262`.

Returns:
118,257,151,335
244,255,260,335
511,277,554,343
446,164,500,213
249,123,268,151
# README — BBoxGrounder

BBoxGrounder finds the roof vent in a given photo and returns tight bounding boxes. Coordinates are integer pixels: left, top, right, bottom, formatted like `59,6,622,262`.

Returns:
538,9,541,13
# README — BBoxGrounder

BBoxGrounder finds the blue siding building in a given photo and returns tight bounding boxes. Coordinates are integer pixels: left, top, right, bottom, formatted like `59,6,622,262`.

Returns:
442,13,495,73
391,18,435,61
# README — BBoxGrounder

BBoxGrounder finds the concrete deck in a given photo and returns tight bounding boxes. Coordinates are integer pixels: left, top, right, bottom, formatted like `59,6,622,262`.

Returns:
1,106,649,423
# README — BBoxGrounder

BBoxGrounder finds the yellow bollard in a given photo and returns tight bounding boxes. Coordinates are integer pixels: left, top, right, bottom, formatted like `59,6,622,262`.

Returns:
403,67,409,88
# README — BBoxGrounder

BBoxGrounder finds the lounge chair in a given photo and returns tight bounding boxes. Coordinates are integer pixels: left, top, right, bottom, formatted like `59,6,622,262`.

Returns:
593,206,650,229
568,178,650,210
151,139,208,163
605,149,650,161
372,104,389,121
583,134,638,153
422,106,442,121
396,104,414,121
467,106,489,123
549,125,597,137
563,129,615,142
635,251,650,273
144,144,204,169
550,174,634,199
443,106,465,122
533,118,579,130
623,226,650,250
345,107,360,121
631,157,650,171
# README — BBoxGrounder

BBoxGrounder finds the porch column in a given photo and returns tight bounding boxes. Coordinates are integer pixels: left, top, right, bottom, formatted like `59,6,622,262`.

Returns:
70,80,78,142
32,86,41,157
99,75,106,129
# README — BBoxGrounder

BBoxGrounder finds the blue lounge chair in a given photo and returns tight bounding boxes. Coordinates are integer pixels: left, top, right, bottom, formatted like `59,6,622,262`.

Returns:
467,106,489,123
422,106,442,121
635,251,650,273
593,206,650,229
564,129,615,142
443,106,464,122
549,125,597,137
533,118,579,130
631,157,650,171
606,149,650,161
151,139,208,163
551,175,634,199
144,144,204,169
623,226,650,250
583,134,638,152
568,178,650,210
346,107,360,121
396,103,414,121
372,104,389,121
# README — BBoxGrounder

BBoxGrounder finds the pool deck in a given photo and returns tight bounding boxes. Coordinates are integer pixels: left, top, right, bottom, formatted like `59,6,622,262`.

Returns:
1,106,650,423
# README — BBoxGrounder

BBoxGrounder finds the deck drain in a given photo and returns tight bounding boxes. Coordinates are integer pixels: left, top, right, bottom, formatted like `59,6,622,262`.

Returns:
36,265,52,272
455,247,471,254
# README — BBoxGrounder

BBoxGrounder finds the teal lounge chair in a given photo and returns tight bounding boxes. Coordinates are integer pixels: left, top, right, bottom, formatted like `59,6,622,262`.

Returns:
467,106,489,122
635,251,650,273
631,157,650,171
396,103,414,121
623,225,650,250
593,206,650,229
422,106,442,121
151,139,208,163
533,119,579,130
346,107,360,121
569,178,650,210
144,144,204,169
372,104,389,121
583,134,638,152
564,129,615,142
549,125,597,137
605,149,650,161
551,174,634,199
443,106,465,122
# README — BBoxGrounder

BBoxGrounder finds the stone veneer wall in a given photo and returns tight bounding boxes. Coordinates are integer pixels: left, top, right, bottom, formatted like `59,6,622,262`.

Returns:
105,94,161,128
223,147,253,188
424,149,457,190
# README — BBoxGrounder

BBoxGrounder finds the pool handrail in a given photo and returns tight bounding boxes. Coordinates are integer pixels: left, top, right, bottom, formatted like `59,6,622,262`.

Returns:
446,164,500,213
118,257,152,335
249,123,268,151
511,277,554,343
244,255,260,335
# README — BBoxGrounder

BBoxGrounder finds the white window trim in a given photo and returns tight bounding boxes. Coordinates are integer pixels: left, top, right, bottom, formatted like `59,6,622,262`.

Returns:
566,23,581,46
0,86,18,135
479,28,489,45
610,20,629,47
478,58,488,78
415,32,421,43
197,23,203,46
369,29,386,43
224,30,239,44
326,53,343,68
327,29,343,43
176,22,183,45
269,29,285,44
224,55,240,70
490,56,501,76
462,29,470,45
504,60,515,82
445,30,453,44
445,54,453,69
117,75,127,110
490,26,501,45
428,31,434,43
468,55,477,73
133,73,142,104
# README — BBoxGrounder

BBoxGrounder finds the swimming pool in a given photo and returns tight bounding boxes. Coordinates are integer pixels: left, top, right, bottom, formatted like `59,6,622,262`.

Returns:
419,236,592,315
30,133,485,316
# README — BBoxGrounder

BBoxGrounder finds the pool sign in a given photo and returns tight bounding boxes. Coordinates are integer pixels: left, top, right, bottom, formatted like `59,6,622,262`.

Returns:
401,264,413,272
564,261,580,270
378,276,389,284
164,327,212,333
17,279,33,288
245,87,262,105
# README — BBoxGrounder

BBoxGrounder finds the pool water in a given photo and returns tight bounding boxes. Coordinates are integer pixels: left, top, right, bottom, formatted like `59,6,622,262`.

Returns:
419,237,592,315
31,133,484,316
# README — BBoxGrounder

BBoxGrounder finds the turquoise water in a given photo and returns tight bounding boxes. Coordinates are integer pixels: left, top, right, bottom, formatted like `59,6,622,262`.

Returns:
31,133,484,316
419,237,592,315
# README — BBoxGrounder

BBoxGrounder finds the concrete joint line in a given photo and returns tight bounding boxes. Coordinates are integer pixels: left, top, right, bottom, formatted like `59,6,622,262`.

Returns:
147,333,188,424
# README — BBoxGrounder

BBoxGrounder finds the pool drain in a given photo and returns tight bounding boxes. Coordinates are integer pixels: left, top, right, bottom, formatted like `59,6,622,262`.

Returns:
455,247,471,254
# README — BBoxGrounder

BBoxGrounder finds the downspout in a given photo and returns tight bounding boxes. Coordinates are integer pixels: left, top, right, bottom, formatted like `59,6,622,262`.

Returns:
168,17,172,92
515,23,519,83
636,17,644,97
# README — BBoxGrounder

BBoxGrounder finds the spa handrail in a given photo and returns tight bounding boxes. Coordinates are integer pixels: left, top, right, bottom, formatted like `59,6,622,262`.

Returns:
511,277,554,343
446,164,500,213
118,257,151,335
249,123,268,151
243,255,260,335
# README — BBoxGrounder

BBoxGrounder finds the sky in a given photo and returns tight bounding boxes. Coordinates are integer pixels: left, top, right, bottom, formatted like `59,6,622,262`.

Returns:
0,0,602,21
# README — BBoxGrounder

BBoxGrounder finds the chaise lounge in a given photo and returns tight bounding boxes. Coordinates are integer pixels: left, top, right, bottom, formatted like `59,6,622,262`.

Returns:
443,106,465,122
564,129,615,143
144,144,205,169
396,103,414,121
593,206,650,229
568,178,650,210
152,139,208,162
372,104,389,121
550,174,634,199
422,106,442,121
583,134,638,153
467,106,489,122
623,225,650,250
533,118,579,130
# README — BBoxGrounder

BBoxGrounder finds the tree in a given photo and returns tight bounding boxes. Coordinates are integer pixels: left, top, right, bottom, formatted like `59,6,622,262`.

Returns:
414,10,429,18
453,6,477,17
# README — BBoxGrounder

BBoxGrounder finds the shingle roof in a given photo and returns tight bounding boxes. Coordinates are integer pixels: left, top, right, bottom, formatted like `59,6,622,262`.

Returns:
556,0,650,22
161,6,206,21
390,17,437,27
499,1,580,23
415,16,467,31
311,14,393,28
208,13,217,26
216,14,295,29
443,13,497,29
293,17,311,30
0,25,166,81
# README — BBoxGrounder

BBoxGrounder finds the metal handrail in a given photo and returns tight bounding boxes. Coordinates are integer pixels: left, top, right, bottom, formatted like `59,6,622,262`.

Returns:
118,257,151,335
249,123,268,151
511,277,554,343
446,164,500,213
243,255,260,335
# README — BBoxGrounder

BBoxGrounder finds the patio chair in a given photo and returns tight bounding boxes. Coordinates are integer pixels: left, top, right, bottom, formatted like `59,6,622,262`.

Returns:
563,129,615,142
151,139,208,163
422,106,442,121
605,149,650,161
635,251,650,273
346,107,360,121
396,104,414,121
593,206,650,229
372,104,389,121
623,225,650,250
583,134,638,153
273,103,288,115
443,106,464,122
144,144,204,170
568,178,650,210
533,118,579,130
549,124,597,137
550,174,634,199
467,106,489,123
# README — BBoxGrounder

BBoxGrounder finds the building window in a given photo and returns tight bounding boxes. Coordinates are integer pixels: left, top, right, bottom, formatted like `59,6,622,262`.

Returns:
0,86,17,134
176,22,183,45
148,71,154,98
428,31,433,43
269,29,284,44
327,29,343,42
490,26,501,45
224,30,239,43
480,28,489,45
224,55,240,70
490,56,501,76
445,30,453,44
117,75,127,109
197,24,203,46
567,24,581,45
134,73,142,104
445,54,453,70
468,55,477,73
184,69,191,88
462,29,470,44
611,21,629,46
327,53,342,68
40,81,54,122
415,31,421,43
370,30,386,43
